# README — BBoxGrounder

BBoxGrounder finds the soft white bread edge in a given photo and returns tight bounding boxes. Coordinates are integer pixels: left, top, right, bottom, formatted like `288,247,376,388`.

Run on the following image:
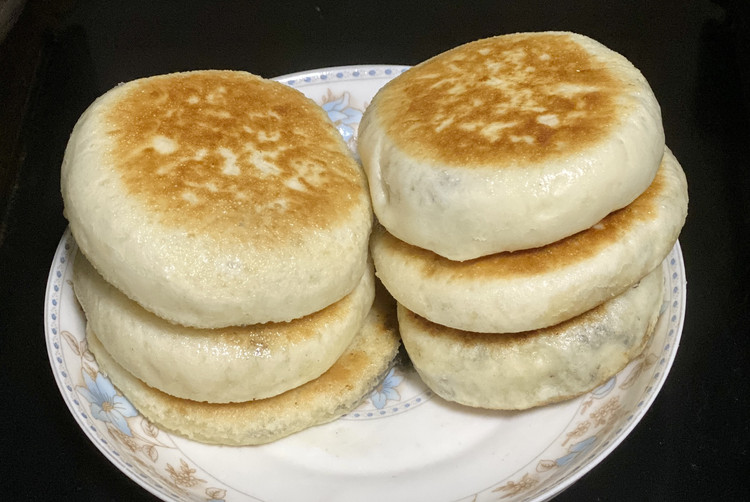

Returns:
399,264,664,410
371,148,687,333
73,254,376,403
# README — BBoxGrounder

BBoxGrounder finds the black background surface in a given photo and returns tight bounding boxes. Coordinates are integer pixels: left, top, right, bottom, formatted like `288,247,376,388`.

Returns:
1,1,749,500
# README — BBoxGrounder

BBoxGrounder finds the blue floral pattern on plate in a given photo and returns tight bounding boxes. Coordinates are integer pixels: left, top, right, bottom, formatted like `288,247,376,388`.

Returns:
321,91,362,148
77,371,138,436
370,367,404,409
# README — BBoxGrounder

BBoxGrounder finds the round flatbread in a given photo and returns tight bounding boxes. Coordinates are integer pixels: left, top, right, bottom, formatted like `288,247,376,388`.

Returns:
359,32,664,259
371,148,687,333
398,265,664,410
62,70,372,328
85,286,402,446
73,253,375,403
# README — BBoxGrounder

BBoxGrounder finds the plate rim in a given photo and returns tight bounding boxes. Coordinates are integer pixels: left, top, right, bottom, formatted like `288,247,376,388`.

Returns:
535,239,687,501
44,228,173,501
271,63,411,83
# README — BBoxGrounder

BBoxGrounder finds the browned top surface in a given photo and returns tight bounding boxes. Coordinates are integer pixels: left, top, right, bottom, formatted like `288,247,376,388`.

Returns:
382,158,667,278
375,33,630,166
103,71,364,243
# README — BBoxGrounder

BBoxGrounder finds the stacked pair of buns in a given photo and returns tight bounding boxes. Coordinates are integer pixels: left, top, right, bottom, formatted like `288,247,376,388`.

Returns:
62,70,400,445
359,32,688,410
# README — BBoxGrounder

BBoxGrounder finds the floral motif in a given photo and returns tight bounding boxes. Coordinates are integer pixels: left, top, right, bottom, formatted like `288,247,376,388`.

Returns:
492,473,539,498
62,323,225,501
620,349,659,390
499,394,624,498
205,487,228,502
167,458,207,488
108,425,140,453
369,367,404,409
562,420,591,447
581,376,617,414
552,436,597,468
590,396,621,427
77,370,138,436
591,376,616,398
321,91,363,147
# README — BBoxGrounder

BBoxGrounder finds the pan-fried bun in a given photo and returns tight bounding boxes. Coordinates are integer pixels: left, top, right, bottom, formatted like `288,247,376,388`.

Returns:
62,70,372,328
85,286,402,446
398,265,664,411
371,148,687,333
73,254,375,403
359,32,664,260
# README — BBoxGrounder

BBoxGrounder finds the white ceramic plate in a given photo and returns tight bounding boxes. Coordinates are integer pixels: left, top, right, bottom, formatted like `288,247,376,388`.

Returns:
45,65,687,502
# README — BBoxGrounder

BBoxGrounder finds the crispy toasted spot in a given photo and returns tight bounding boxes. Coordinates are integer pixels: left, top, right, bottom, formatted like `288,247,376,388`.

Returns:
104,71,363,243
386,161,665,278
159,346,370,417
376,33,630,166
204,283,354,354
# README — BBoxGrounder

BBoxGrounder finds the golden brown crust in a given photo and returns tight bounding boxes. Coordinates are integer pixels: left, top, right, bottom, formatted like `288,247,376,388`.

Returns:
86,285,402,445
374,33,631,166
378,158,666,279
104,70,365,245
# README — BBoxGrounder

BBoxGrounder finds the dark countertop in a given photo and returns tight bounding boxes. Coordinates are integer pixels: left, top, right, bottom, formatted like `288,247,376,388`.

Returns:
1,1,748,500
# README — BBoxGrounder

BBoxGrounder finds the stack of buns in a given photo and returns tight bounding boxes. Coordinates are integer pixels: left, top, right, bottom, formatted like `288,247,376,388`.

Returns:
63,33,689,444
359,32,688,410
61,70,400,445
